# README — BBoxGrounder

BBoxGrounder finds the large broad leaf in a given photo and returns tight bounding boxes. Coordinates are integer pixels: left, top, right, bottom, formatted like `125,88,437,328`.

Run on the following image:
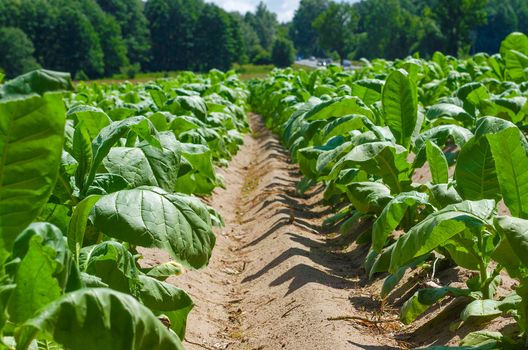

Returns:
505,50,528,82
425,103,474,126
298,136,346,179
67,105,112,139
0,93,66,260
346,182,393,214
426,141,448,184
493,216,528,278
500,32,528,57
166,95,208,120
84,116,161,194
0,70,73,101
461,295,520,323
413,125,473,167
372,192,432,253
15,288,184,350
173,143,218,195
303,96,374,122
103,132,181,191
68,195,101,262
499,32,528,83
455,137,501,201
487,127,528,218
332,142,411,193
92,187,216,269
80,241,142,296
401,287,471,324
389,200,494,273
426,183,463,208
382,69,418,149
8,233,63,324
138,275,193,339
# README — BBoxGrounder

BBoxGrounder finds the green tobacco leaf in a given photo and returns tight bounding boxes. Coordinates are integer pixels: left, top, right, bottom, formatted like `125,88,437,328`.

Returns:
413,125,473,167
426,183,463,208
461,295,521,323
346,182,392,214
298,137,346,179
72,121,93,191
304,96,374,122
11,223,69,273
487,127,528,218
401,287,471,324
8,235,62,324
85,116,161,194
493,216,528,275
389,200,494,273
372,191,431,253
138,275,194,339
80,241,141,296
67,105,112,139
69,195,101,263
87,173,129,195
0,93,66,261
382,69,418,149
426,141,448,184
0,70,73,101
15,288,184,350
505,50,528,82
167,95,208,120
455,137,501,201
92,187,216,269
332,141,411,193
149,90,167,110
174,143,218,195
425,103,474,126
460,331,506,349
104,132,182,191
500,32,528,57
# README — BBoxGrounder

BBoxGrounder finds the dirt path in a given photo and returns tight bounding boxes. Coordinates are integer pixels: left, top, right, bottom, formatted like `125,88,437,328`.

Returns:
143,114,401,349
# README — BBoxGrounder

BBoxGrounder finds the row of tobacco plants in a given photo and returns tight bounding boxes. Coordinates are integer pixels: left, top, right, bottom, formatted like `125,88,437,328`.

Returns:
0,69,249,349
250,32,528,349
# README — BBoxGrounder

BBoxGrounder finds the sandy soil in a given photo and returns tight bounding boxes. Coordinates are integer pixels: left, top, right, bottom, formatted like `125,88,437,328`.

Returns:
140,113,517,350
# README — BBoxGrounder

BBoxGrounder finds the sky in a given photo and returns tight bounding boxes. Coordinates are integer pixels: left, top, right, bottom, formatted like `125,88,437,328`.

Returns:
207,0,351,23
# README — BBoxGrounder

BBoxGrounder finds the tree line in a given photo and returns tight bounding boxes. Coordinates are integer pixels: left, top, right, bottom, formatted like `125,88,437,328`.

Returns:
0,0,295,79
292,0,528,63
0,0,527,79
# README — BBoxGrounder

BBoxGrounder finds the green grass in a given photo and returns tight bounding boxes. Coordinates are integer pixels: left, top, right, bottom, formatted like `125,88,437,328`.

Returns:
83,63,309,84
232,64,274,80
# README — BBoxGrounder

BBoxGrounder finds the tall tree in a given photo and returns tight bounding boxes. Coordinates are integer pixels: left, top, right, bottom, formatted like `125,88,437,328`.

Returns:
271,36,296,67
194,4,242,71
232,12,262,63
45,5,105,77
0,27,40,78
433,0,488,55
355,0,405,59
96,0,151,67
145,0,204,71
313,2,359,63
245,2,278,52
290,0,328,57
75,0,129,76
475,0,518,53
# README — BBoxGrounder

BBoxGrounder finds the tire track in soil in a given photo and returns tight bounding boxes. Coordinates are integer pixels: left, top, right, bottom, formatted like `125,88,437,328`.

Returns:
142,114,402,350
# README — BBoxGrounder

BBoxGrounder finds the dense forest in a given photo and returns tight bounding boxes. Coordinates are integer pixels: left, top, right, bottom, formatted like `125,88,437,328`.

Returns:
0,0,527,79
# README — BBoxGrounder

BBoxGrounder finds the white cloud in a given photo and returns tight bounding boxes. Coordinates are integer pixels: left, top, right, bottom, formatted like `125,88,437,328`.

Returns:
207,0,300,22
208,0,257,14
207,0,356,22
